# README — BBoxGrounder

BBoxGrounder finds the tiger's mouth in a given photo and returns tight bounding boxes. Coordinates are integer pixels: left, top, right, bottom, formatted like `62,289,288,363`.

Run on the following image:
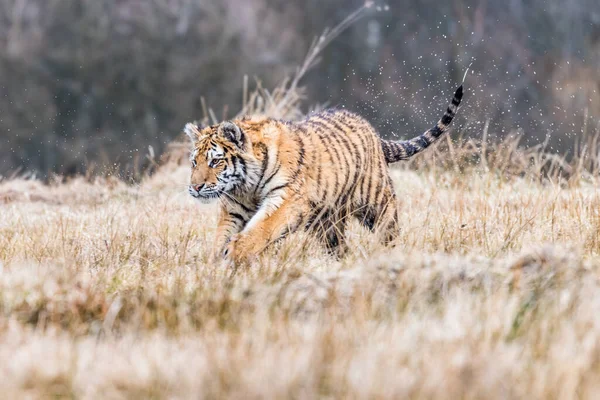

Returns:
188,186,222,203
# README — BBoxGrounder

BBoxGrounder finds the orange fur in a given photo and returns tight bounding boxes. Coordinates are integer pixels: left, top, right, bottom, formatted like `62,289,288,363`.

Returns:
186,86,463,264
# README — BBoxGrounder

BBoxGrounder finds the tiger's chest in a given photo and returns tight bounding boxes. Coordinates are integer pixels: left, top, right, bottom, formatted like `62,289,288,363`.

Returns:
224,193,260,221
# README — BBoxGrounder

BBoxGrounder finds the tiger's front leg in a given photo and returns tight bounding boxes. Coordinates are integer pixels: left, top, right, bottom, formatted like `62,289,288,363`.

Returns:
226,196,307,265
211,208,246,262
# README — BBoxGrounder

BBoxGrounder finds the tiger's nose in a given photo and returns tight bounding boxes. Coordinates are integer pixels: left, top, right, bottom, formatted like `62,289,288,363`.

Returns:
194,184,204,192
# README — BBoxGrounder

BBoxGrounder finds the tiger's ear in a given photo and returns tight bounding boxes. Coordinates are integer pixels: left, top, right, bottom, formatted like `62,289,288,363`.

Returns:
184,123,202,145
219,121,246,149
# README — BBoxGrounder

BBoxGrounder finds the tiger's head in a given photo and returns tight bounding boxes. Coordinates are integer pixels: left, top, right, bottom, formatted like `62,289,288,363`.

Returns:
185,121,253,203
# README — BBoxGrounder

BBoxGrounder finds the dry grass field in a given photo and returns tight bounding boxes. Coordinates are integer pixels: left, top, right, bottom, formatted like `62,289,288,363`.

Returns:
2,132,600,398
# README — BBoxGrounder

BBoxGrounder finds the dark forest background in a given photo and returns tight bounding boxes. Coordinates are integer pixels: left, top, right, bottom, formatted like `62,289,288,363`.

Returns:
1,0,600,177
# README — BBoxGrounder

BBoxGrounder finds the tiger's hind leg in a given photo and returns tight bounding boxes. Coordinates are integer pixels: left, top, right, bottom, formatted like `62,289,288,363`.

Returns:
355,185,400,246
378,195,400,245
309,207,349,257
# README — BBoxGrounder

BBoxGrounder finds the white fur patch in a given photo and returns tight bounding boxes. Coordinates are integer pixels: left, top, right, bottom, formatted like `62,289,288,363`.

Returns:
184,123,199,143
243,189,286,233
207,145,224,160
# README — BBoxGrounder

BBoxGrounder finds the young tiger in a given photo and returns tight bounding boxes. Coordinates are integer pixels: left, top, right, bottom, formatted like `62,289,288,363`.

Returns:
186,85,463,264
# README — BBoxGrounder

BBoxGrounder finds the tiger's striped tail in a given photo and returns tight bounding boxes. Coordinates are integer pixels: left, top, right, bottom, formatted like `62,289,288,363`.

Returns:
381,85,463,163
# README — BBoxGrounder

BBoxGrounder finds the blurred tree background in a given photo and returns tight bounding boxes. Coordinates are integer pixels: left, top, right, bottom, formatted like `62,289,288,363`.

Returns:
1,0,599,177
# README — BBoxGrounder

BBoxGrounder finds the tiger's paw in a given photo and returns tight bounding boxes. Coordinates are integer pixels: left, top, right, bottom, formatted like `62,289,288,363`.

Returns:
223,234,240,259
223,233,259,266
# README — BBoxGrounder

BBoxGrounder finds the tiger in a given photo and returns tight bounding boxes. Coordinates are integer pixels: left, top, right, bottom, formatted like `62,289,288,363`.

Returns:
186,85,463,264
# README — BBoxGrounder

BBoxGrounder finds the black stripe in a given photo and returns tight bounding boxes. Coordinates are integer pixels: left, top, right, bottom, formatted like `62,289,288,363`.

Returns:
361,135,376,204
229,212,246,222
372,166,386,208
370,160,385,208
260,164,281,192
230,153,238,177
254,142,269,190
401,141,419,158
453,85,464,101
235,156,247,176
296,136,306,167
264,183,289,197
412,135,430,148
288,135,306,184
364,170,373,206
430,126,443,138
228,197,253,214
